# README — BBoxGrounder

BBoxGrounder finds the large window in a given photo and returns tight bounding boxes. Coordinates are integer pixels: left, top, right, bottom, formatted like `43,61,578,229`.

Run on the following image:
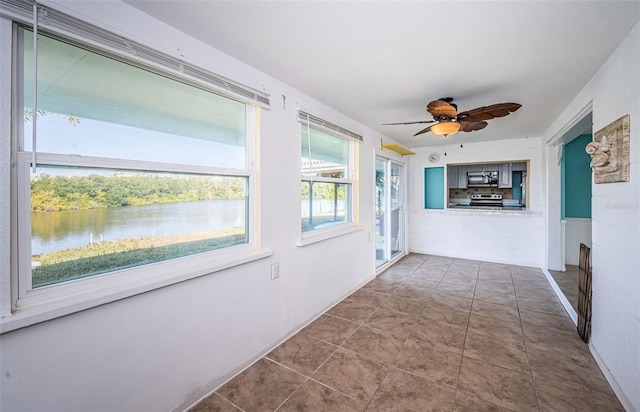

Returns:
15,28,254,296
300,123,354,232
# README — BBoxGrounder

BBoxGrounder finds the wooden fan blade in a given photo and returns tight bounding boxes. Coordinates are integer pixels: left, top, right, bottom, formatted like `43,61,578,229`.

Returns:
382,120,435,126
413,125,434,136
427,100,458,118
459,118,488,132
458,102,521,121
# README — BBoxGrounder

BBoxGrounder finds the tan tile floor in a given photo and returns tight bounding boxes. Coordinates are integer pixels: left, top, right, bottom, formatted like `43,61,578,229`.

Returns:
191,254,623,412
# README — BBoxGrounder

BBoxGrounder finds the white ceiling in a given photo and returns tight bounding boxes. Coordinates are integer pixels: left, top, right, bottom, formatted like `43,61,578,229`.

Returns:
124,1,640,148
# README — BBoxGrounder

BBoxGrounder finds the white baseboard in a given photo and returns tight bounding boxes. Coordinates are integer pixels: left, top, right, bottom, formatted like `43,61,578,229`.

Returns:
589,343,636,412
541,268,634,411
171,275,374,412
541,267,578,325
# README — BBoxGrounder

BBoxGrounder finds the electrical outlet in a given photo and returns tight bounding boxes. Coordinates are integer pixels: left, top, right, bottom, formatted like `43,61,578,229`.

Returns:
271,262,280,280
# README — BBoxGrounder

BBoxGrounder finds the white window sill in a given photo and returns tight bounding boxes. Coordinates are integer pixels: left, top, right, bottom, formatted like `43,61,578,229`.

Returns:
297,224,362,247
0,248,272,334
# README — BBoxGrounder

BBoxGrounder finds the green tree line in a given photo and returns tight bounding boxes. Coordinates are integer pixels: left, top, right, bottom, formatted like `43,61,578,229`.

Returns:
31,173,246,212
300,181,347,200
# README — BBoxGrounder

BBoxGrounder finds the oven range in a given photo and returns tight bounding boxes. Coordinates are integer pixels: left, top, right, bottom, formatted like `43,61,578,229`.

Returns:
470,193,503,208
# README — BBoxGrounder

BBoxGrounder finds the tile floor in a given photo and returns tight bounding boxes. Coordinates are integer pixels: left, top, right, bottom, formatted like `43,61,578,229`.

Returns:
191,254,623,412
549,265,579,312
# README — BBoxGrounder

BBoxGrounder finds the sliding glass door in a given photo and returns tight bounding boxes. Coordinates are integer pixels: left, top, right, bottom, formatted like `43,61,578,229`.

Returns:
376,157,405,268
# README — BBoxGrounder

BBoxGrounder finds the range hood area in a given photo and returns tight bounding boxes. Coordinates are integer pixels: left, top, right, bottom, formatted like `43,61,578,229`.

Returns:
447,161,528,211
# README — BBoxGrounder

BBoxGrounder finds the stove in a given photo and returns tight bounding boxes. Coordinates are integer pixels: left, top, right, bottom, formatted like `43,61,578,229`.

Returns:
470,193,503,207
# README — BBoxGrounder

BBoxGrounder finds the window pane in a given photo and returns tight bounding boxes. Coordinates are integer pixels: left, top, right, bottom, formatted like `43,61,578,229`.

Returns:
23,30,246,169
301,127,349,178
375,159,387,267
390,162,403,259
30,166,248,287
301,181,351,232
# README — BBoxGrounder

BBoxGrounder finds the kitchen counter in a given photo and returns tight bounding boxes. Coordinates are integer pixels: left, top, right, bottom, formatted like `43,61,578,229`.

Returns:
441,207,541,217
448,204,525,211
448,197,525,211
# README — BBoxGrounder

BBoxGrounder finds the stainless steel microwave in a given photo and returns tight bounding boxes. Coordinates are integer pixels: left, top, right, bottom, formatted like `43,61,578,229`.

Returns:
467,171,499,187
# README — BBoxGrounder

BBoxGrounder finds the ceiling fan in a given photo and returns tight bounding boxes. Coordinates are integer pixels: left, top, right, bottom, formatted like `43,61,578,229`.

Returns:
383,97,522,137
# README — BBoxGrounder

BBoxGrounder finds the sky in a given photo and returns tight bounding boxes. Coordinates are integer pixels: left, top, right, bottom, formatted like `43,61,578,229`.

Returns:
24,113,246,176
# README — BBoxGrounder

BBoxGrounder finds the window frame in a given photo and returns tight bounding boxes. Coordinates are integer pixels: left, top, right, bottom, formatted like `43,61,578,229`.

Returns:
298,118,359,245
1,19,271,333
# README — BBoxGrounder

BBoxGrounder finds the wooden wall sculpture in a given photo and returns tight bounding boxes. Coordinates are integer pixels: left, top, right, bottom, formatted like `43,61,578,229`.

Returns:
586,114,630,184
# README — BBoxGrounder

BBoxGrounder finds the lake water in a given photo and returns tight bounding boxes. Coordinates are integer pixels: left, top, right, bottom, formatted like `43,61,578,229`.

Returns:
31,199,246,255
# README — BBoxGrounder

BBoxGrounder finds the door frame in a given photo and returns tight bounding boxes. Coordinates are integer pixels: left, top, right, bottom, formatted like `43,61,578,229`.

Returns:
375,155,407,272
545,103,592,325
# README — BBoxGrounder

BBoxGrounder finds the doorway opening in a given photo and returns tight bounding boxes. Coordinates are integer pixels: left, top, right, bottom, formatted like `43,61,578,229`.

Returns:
547,110,593,321
375,157,405,268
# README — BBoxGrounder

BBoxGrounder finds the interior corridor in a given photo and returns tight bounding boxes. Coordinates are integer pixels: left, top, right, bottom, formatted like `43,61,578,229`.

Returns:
191,254,622,411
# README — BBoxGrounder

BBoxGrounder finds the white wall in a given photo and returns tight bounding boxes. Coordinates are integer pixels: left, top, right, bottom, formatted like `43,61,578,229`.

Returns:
544,21,640,412
590,21,640,412
564,218,592,266
0,2,387,410
408,137,546,267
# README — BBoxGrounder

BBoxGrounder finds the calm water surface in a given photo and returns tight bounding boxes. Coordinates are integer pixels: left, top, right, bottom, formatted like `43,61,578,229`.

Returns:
31,199,246,255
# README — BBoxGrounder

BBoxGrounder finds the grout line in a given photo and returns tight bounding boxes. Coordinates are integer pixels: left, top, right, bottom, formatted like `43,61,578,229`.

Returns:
363,256,427,410
200,256,614,412
511,266,542,412
454,261,478,395
272,377,310,412
213,392,247,412
306,376,367,405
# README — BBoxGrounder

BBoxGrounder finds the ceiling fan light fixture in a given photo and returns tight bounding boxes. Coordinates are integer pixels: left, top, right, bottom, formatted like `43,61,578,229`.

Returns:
431,121,460,137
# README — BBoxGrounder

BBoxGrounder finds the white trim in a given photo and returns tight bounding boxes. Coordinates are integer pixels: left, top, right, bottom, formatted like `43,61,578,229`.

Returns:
15,154,255,304
1,248,273,334
301,176,352,185
0,17,13,317
20,152,251,177
564,217,592,222
541,267,578,325
561,219,567,272
297,225,362,247
546,101,593,146
376,250,407,275
588,343,635,412
174,273,373,412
